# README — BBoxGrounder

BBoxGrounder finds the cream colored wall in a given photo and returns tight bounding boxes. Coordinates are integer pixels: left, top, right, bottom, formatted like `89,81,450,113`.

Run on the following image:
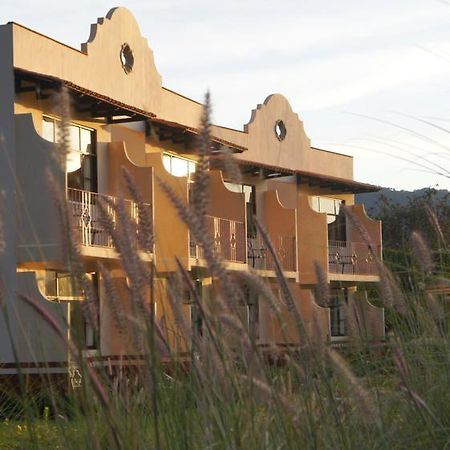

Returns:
347,204,382,256
258,281,330,345
8,8,385,356
12,8,354,182
145,152,190,272
208,171,246,222
263,190,296,243
296,192,328,285
15,113,66,265
238,94,353,179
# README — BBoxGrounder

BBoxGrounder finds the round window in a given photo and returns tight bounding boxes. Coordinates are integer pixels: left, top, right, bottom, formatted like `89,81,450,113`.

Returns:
274,120,286,141
120,43,134,74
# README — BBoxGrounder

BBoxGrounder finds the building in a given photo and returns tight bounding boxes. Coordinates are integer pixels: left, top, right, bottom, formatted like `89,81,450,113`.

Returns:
0,8,384,383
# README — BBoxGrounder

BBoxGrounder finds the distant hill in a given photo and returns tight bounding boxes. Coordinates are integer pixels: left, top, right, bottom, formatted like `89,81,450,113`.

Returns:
356,187,450,217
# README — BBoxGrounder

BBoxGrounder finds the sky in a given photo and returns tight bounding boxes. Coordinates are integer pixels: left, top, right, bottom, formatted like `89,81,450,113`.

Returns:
2,0,450,191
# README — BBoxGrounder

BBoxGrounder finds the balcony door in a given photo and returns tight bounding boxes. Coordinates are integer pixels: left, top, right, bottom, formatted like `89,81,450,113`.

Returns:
42,116,97,192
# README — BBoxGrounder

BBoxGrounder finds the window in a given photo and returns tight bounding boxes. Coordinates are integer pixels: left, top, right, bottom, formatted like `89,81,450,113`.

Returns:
44,271,83,300
120,43,134,74
330,288,347,337
274,119,287,141
163,153,196,179
42,270,99,349
311,196,346,241
42,117,97,192
186,279,203,338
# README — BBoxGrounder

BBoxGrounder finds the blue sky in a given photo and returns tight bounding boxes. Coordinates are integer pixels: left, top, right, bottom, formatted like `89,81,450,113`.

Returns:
2,0,450,190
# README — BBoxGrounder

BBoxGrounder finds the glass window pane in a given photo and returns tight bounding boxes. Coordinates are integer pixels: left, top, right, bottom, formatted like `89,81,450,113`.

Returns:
80,128,92,154
163,154,171,173
171,156,188,177
188,161,196,176
320,197,335,215
69,125,80,151
66,150,82,173
310,196,320,212
243,185,252,203
42,119,55,142
45,271,57,297
57,272,82,298
224,182,242,193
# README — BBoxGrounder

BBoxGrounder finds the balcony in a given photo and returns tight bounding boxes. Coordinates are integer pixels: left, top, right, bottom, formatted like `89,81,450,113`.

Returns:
190,215,246,264
68,188,149,250
247,234,296,272
328,240,379,275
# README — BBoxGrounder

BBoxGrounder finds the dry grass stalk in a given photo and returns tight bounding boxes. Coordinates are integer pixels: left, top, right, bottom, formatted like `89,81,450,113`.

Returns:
377,263,408,314
158,95,244,315
166,273,192,342
190,91,211,226
232,270,281,312
220,145,242,185
392,345,410,381
18,293,109,407
411,231,434,274
255,219,307,343
96,196,148,315
425,292,445,323
313,261,329,307
240,374,299,421
341,205,376,250
48,171,100,332
0,192,5,254
121,167,154,254
327,348,380,426
97,262,128,334
425,204,447,247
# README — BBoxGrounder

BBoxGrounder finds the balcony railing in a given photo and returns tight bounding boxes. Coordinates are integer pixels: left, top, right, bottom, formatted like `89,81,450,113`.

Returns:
248,234,296,272
190,216,246,263
328,240,378,275
68,188,147,249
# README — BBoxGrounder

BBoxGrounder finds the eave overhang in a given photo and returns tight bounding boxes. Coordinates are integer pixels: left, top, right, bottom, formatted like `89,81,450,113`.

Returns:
212,157,381,194
14,68,247,152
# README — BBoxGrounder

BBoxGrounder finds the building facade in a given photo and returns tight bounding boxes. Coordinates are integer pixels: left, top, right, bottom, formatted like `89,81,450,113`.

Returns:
0,8,384,381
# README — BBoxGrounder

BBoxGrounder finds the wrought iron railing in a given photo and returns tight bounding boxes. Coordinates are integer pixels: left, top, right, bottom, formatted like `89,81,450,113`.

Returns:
189,216,246,263
328,240,379,275
247,234,296,272
67,188,149,249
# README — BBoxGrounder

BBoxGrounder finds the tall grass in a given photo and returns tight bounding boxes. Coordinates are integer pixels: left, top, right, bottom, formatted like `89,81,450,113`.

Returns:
2,93,449,449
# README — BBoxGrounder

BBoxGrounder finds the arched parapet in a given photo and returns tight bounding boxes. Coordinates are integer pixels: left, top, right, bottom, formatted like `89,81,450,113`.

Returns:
209,170,246,222
347,290,385,341
11,271,70,369
346,204,382,258
13,8,164,116
238,94,311,170
263,190,296,235
237,94,353,179
99,275,147,356
256,190,297,273
107,141,153,206
295,287,331,342
193,170,246,264
144,152,189,272
308,297,331,342
15,113,65,265
297,193,328,284
80,7,163,112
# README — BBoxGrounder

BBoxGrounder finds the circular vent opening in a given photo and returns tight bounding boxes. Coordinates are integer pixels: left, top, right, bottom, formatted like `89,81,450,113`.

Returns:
120,43,134,74
274,120,286,141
